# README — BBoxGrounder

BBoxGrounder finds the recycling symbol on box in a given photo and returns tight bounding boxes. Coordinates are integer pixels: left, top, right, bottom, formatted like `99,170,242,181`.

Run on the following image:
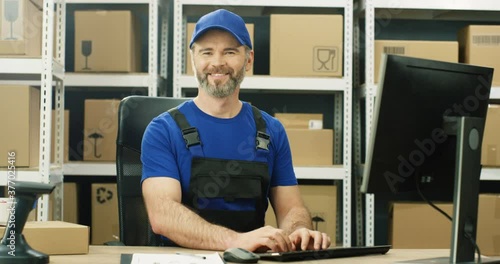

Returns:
96,187,113,204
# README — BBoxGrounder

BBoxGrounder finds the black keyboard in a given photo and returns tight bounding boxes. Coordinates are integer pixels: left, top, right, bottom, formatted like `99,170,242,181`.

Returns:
256,245,391,262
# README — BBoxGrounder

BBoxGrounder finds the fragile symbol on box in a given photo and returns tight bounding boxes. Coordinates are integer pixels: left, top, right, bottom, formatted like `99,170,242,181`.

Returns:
313,46,338,72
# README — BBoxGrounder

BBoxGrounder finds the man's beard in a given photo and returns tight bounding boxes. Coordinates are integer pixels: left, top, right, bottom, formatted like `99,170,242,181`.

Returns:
196,64,246,98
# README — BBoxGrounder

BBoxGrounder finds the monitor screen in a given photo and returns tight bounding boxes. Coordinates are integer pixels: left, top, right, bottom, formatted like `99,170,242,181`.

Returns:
361,54,493,201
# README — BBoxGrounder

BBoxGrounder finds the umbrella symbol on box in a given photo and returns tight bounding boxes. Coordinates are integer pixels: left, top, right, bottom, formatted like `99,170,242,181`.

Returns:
312,216,325,231
88,132,103,158
96,187,113,204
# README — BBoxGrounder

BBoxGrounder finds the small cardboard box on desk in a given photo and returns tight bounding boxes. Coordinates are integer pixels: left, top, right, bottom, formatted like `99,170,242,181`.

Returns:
0,221,89,255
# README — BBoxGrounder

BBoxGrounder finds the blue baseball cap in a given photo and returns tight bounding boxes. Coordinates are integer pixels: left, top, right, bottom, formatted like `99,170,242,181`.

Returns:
189,9,252,49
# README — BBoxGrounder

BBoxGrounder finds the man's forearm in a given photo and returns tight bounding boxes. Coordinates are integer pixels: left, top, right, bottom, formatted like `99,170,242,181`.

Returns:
152,198,238,250
279,206,313,235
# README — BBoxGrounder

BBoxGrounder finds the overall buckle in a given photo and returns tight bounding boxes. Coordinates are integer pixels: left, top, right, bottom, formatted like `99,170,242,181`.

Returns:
182,127,201,148
256,131,270,151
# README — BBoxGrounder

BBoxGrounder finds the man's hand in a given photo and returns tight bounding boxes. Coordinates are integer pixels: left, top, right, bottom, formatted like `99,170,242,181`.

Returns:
229,225,295,253
288,228,331,251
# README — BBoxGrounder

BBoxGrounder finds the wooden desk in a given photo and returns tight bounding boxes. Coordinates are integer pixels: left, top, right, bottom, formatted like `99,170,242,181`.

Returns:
49,246,453,263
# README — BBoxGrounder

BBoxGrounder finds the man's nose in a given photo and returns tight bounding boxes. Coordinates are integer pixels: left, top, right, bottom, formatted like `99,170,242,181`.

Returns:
210,53,226,67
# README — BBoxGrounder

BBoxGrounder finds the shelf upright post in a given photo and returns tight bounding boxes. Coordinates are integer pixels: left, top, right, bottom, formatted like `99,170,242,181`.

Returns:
149,0,159,97
172,0,185,98
38,0,57,222
160,0,169,97
341,0,353,248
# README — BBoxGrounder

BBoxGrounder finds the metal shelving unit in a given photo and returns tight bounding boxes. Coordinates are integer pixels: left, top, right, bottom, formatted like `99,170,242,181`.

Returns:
61,0,168,176
172,0,353,247
356,0,500,247
0,0,66,222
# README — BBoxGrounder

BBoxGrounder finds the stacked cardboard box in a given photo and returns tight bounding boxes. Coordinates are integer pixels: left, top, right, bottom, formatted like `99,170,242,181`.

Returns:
265,184,337,245
275,113,333,166
390,194,500,256
0,0,43,56
270,14,343,77
459,25,500,86
74,10,141,72
0,85,40,167
482,104,500,166
374,40,458,83
91,183,119,245
83,99,120,162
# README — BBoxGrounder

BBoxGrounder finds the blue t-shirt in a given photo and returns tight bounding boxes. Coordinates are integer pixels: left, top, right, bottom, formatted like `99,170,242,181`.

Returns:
141,101,297,203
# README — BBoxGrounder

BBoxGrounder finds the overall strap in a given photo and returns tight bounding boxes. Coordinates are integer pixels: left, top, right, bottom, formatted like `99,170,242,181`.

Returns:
251,106,270,161
168,108,204,157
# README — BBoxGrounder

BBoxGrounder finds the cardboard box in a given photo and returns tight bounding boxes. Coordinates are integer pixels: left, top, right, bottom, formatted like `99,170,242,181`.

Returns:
74,10,141,72
374,40,458,83
270,15,343,77
275,113,323,129
83,99,120,161
482,104,500,166
390,195,500,255
286,129,333,166
459,25,500,86
47,183,79,224
185,22,254,76
0,221,89,255
51,110,69,163
0,0,42,56
477,194,500,256
0,85,40,167
91,183,119,245
265,184,337,244
389,202,453,249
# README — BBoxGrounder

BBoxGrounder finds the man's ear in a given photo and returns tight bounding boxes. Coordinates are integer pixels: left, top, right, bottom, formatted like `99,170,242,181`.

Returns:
245,50,255,72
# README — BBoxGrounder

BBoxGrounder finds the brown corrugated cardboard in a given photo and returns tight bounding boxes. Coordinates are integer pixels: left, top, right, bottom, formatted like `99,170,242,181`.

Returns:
477,194,500,256
83,99,120,161
265,184,337,245
0,0,42,56
270,15,343,77
0,85,40,167
74,10,141,72
482,104,500,166
275,113,323,129
185,22,254,76
47,183,79,224
0,221,89,255
390,202,453,249
286,129,333,166
390,195,500,253
51,110,70,163
91,183,119,245
374,40,458,83
458,25,500,86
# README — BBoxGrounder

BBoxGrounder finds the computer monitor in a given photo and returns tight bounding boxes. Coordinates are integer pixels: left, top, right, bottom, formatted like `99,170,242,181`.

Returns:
361,54,498,263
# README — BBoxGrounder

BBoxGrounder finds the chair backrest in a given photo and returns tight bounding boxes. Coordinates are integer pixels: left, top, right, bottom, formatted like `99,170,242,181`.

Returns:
116,95,189,246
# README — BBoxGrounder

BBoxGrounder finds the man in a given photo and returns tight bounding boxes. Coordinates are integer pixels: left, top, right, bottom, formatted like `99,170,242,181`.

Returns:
141,9,331,252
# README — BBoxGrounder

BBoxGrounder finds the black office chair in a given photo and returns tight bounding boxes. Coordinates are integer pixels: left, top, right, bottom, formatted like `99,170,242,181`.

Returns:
116,95,189,246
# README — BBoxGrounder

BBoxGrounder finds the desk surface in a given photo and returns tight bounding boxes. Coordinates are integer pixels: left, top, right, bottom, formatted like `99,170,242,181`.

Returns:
49,246,454,263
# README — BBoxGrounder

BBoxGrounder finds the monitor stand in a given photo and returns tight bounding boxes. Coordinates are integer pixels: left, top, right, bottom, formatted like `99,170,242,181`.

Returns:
0,181,55,263
397,117,500,264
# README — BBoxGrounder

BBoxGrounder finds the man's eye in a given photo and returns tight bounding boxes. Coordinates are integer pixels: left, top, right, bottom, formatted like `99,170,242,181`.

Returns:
202,52,212,56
